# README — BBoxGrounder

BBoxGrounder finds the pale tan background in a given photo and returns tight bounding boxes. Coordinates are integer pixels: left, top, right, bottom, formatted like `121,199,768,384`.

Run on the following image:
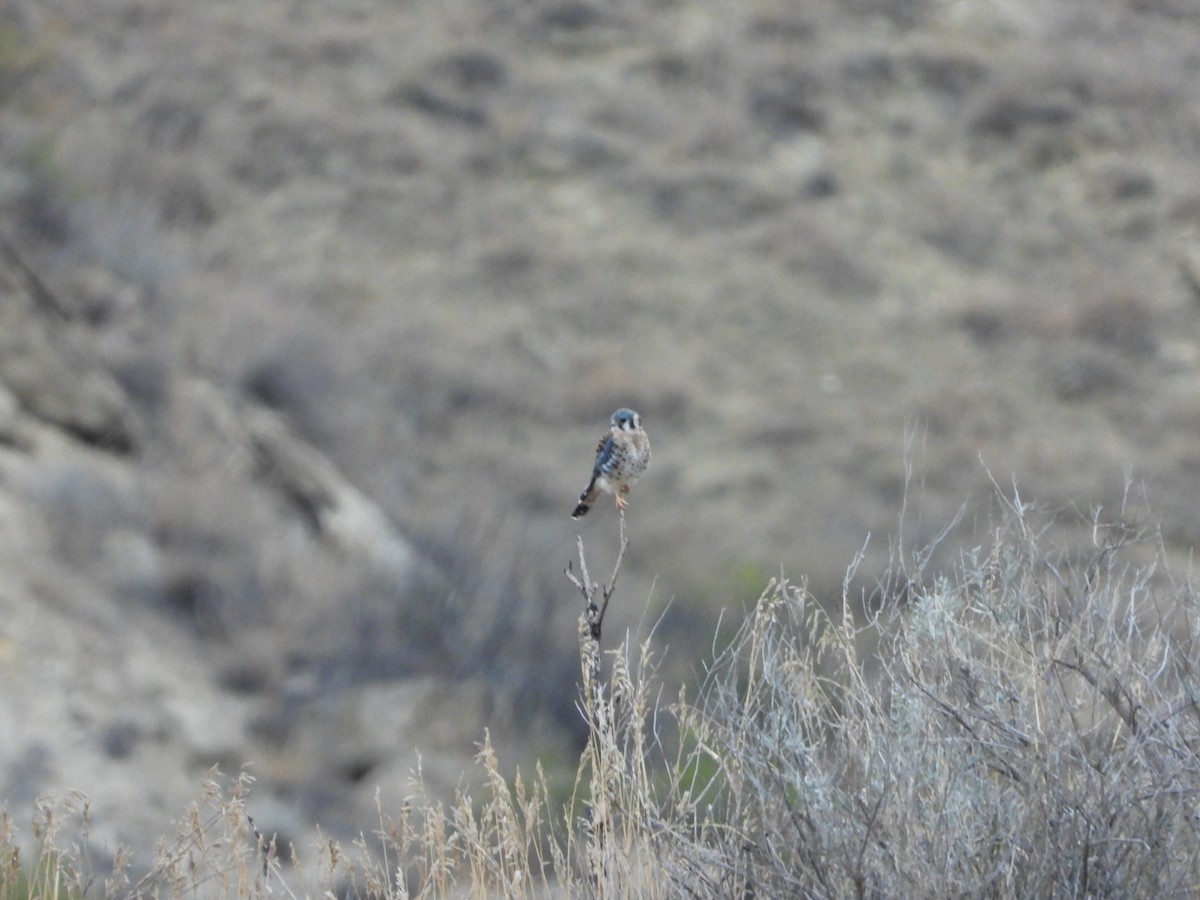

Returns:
2,0,1200,864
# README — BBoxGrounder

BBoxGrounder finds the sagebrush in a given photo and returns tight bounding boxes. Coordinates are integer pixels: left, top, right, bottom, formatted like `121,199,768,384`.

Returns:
4,492,1199,898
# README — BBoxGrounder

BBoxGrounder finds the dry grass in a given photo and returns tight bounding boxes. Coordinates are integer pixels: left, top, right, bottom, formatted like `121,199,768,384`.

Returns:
4,488,1200,898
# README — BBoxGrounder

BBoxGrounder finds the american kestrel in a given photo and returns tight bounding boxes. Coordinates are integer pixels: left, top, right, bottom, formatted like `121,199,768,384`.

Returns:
571,408,651,518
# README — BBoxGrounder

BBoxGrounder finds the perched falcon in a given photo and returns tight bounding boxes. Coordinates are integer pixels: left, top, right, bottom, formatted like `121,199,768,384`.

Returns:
571,408,651,518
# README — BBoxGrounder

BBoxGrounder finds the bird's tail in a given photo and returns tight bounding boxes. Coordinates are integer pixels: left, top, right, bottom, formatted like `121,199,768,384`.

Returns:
571,479,600,518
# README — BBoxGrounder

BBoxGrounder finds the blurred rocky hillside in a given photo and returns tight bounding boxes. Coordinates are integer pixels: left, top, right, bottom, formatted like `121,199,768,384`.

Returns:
2,0,1200,864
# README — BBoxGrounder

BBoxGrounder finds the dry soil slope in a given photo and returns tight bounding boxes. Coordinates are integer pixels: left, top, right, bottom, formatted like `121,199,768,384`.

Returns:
3,0,1200,865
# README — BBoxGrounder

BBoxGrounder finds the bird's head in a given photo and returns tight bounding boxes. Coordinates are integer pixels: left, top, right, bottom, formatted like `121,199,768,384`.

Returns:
611,408,641,432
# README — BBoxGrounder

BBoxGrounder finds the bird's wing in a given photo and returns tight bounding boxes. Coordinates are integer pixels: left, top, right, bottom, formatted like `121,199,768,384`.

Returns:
592,432,616,475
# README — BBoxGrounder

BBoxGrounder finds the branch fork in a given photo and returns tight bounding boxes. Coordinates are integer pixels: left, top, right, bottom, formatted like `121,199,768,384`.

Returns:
565,510,628,644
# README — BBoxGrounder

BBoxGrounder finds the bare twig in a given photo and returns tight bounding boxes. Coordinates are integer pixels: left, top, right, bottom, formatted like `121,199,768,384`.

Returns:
564,510,630,894
565,509,629,645
0,228,71,319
